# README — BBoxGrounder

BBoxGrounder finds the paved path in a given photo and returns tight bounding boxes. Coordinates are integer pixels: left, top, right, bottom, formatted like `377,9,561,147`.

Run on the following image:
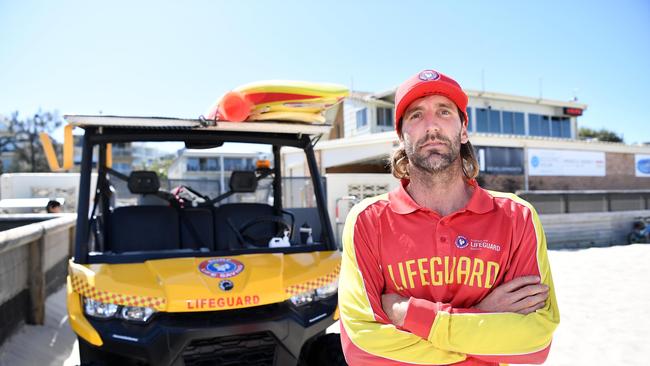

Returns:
0,287,78,366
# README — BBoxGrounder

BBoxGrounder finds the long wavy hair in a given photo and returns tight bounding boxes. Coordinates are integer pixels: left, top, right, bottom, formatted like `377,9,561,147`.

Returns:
390,109,479,181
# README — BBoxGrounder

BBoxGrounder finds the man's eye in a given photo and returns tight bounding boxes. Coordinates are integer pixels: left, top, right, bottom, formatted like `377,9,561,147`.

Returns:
409,112,422,120
440,109,451,116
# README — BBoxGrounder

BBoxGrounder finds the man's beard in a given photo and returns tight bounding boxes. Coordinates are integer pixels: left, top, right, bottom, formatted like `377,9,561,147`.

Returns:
405,131,461,174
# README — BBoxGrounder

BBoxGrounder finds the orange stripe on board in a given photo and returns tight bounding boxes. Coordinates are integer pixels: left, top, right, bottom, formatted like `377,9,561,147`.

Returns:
246,92,320,104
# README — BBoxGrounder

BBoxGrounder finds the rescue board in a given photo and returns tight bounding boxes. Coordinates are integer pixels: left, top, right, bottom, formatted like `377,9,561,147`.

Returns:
205,80,349,123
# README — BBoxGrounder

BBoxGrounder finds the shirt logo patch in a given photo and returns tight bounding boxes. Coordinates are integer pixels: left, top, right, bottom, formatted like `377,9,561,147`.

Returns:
199,258,244,278
455,235,469,249
419,70,440,81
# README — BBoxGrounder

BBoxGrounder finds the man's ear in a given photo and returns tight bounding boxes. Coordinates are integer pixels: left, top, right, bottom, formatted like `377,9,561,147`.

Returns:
460,121,469,144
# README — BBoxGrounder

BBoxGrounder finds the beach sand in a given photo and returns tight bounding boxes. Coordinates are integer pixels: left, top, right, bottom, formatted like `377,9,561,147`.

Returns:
521,244,650,366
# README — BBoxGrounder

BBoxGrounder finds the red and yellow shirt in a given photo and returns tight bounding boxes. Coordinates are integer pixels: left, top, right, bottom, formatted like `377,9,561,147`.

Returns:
338,179,559,365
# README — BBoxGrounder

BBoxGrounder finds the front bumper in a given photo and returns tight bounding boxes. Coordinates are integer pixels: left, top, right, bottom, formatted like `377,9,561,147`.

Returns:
79,296,337,366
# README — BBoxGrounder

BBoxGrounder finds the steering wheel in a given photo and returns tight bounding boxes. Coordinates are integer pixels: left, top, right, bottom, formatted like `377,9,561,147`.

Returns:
237,215,293,247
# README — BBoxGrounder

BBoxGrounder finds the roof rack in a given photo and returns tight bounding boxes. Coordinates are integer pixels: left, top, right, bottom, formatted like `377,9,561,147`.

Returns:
64,115,332,135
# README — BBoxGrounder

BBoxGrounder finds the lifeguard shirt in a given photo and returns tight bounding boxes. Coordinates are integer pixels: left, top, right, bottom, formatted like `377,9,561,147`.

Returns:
338,179,559,366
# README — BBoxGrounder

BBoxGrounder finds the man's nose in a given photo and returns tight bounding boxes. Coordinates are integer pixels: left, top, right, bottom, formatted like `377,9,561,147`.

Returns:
422,111,442,133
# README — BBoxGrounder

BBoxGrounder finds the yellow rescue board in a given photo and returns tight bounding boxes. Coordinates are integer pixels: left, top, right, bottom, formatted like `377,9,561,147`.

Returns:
206,80,349,123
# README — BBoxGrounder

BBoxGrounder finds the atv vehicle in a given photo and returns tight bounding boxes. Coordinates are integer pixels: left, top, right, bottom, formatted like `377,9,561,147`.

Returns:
64,115,344,366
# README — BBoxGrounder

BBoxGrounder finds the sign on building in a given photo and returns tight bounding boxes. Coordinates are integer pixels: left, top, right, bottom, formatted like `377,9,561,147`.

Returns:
635,154,650,177
528,149,605,176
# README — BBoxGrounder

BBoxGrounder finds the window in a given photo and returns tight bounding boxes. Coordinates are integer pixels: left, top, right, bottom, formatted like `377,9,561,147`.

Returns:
514,112,525,135
501,111,525,135
224,157,244,171
540,116,550,136
529,114,551,137
502,111,514,134
207,158,219,171
476,108,489,132
475,146,524,175
377,107,393,127
186,158,199,171
466,107,472,132
245,158,256,170
356,108,368,128
476,108,501,133
488,109,501,133
561,118,571,138
551,117,562,137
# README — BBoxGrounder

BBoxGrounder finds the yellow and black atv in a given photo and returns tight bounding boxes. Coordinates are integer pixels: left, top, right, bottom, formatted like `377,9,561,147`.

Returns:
62,115,344,366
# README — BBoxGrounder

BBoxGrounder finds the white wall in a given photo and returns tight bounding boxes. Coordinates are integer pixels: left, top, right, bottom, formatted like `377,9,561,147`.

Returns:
0,173,97,212
325,173,399,246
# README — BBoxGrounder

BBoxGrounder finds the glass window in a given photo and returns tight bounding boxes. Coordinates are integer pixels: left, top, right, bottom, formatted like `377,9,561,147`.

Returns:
476,108,489,132
377,107,393,127
246,158,256,170
514,112,525,135
186,158,199,171
561,118,571,138
474,146,524,175
207,158,219,171
224,157,243,171
466,107,472,132
551,117,562,137
502,111,514,134
529,114,540,136
540,116,550,136
489,109,501,133
356,108,367,128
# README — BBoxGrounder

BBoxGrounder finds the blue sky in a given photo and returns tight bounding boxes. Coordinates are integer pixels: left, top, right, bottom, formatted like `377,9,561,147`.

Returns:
1,0,649,143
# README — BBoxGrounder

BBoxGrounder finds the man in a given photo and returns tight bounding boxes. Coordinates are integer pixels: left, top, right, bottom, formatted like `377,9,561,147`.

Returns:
46,199,62,213
338,69,559,365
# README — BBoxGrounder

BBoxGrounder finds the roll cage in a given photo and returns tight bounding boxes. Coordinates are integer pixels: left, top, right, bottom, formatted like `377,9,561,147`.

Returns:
69,116,335,264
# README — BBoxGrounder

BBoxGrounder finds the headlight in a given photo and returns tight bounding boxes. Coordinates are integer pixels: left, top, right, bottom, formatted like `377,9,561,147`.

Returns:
83,297,156,322
289,279,338,307
290,290,315,307
84,298,118,318
315,279,338,299
121,306,155,322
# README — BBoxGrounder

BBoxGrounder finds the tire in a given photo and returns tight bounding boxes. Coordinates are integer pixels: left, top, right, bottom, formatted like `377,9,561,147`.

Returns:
302,333,347,366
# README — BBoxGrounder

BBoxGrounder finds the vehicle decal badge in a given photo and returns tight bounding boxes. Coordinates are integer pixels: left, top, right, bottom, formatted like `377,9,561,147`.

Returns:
199,258,244,278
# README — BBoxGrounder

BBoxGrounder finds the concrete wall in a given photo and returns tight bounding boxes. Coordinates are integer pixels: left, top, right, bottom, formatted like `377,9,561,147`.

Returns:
541,210,650,249
0,214,76,346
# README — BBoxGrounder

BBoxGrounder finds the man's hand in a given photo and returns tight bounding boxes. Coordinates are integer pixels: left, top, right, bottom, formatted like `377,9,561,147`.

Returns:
381,293,409,327
475,275,549,315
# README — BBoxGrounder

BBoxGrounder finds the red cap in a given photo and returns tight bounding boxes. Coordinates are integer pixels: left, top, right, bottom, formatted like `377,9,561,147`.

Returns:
394,69,468,134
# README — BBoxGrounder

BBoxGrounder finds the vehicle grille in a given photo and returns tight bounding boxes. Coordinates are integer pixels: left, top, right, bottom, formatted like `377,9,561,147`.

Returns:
182,331,277,366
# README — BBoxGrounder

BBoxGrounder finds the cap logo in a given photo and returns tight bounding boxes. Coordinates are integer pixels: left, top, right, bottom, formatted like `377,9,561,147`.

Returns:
419,70,440,81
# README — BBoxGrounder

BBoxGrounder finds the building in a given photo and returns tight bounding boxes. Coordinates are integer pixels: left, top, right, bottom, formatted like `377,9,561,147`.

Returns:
285,87,650,193
167,146,271,196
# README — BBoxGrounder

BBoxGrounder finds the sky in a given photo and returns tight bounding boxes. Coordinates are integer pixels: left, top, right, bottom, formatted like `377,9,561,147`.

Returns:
1,0,649,143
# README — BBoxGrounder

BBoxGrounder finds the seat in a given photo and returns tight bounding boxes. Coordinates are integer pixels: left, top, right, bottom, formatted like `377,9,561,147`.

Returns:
108,206,179,252
213,203,277,250
180,208,215,251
